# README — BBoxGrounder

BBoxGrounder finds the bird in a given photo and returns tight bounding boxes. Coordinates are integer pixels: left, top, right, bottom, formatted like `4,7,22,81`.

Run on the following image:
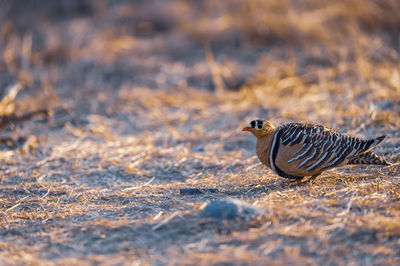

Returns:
242,120,391,180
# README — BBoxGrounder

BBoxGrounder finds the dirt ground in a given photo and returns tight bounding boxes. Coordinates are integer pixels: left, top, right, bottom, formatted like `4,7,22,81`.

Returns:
0,0,400,265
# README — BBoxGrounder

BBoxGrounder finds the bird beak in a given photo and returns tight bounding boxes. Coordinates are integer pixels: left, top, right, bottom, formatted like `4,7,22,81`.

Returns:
242,127,251,132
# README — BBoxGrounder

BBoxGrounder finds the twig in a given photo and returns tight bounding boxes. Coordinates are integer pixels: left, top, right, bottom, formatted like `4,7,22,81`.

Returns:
345,193,355,213
153,211,163,220
5,195,30,212
41,188,51,199
246,163,262,171
324,187,352,196
6,202,21,212
244,187,257,194
123,177,156,191
0,109,50,129
338,192,355,217
152,211,180,230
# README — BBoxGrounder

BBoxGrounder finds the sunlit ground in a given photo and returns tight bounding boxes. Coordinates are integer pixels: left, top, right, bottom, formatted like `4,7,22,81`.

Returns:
0,0,399,264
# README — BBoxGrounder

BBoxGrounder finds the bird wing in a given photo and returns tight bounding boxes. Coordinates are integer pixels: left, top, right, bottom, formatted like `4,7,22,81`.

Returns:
277,123,379,173
347,150,390,165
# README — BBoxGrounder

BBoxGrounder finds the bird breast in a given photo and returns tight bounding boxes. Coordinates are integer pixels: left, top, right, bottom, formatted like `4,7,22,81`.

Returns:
256,136,273,169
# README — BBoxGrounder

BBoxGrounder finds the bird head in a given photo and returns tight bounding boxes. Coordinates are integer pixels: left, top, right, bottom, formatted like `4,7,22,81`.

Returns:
242,120,275,138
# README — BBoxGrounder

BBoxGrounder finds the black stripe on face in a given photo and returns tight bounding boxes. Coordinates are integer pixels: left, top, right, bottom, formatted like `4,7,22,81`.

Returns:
271,129,303,179
250,121,256,128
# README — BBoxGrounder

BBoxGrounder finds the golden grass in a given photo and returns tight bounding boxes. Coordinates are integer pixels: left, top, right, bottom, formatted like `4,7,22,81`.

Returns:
0,0,399,265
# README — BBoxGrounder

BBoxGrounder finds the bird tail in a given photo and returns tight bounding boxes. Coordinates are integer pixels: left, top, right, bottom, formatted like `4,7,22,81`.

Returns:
347,150,391,166
370,135,386,149
355,135,386,155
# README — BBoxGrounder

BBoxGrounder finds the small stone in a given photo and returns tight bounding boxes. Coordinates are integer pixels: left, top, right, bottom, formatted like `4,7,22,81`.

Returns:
199,199,260,221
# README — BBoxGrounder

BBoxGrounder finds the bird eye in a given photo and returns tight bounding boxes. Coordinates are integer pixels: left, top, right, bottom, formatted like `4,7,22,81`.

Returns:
258,124,262,129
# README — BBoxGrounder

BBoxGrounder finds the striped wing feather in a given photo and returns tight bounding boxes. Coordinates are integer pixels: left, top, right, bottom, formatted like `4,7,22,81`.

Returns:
347,150,390,165
274,123,380,176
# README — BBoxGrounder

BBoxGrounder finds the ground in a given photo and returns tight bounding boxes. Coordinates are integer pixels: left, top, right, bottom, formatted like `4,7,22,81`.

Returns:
0,0,400,265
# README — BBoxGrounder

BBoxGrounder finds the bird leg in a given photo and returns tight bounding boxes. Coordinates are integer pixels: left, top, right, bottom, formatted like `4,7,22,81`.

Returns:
308,174,320,186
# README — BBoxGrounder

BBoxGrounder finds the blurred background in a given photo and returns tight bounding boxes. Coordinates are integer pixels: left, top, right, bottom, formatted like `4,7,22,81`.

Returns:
1,0,399,133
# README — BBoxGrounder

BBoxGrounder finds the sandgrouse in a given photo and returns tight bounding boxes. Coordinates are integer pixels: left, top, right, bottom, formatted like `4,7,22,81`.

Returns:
243,120,390,180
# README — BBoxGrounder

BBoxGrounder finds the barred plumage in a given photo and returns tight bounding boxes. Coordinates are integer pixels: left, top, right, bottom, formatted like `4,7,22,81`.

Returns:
243,120,391,180
347,150,390,165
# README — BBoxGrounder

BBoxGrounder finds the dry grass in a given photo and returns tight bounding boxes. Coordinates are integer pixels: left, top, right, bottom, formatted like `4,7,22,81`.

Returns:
0,0,399,265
